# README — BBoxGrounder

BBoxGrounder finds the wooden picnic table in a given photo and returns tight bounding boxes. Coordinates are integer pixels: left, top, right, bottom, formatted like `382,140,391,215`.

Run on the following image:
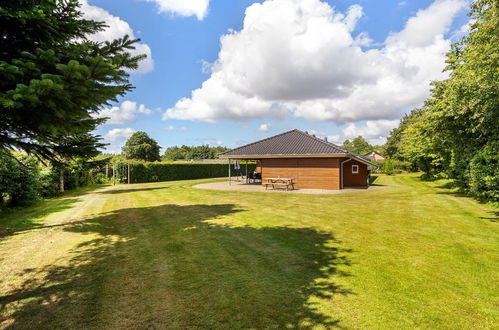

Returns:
264,177,295,190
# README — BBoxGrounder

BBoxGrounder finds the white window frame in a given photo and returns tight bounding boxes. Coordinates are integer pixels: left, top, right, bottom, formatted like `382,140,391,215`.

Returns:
352,164,359,174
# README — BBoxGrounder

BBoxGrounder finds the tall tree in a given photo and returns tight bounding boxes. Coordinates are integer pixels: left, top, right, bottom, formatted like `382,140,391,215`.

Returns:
122,132,161,162
425,0,498,198
0,0,145,162
342,136,373,155
383,0,498,200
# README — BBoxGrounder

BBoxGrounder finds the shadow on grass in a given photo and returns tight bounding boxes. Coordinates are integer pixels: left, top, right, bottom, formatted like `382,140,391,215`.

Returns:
479,210,498,222
434,180,469,197
0,198,80,239
369,175,385,186
0,204,352,329
96,186,169,195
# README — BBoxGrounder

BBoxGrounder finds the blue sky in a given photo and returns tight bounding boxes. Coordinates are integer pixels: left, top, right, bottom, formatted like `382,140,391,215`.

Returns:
82,0,471,153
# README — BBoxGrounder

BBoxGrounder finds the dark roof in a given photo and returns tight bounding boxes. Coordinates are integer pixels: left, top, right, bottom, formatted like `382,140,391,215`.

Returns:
219,129,377,166
220,129,354,157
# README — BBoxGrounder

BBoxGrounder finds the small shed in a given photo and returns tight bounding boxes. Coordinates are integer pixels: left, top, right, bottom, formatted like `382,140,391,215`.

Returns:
218,129,376,190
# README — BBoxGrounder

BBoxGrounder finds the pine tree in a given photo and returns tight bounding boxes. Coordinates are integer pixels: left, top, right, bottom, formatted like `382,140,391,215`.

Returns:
0,0,146,162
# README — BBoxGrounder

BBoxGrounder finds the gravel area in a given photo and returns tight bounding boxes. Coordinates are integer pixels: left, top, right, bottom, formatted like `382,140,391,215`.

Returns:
193,179,386,194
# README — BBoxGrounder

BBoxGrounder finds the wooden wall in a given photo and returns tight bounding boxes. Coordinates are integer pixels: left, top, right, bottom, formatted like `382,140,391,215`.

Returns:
342,159,368,187
260,158,341,190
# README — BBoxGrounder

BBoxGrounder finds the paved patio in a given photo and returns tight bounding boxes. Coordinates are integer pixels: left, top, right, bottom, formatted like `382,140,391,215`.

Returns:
193,179,386,195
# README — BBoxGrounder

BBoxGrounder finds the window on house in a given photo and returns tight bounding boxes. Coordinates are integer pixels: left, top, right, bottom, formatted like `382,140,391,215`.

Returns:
352,164,359,174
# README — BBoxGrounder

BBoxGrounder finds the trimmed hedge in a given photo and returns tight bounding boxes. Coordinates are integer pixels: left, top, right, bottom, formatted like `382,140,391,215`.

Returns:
115,161,256,183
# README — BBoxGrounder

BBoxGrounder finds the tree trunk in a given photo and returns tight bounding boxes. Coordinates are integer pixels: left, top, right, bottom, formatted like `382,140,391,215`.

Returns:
59,168,65,193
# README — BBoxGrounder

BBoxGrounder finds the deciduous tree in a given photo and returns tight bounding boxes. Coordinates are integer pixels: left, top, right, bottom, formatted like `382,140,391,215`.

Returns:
342,136,373,155
122,132,161,162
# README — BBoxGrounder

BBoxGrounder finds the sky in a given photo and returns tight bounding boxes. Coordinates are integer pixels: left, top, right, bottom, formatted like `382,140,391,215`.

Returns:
81,0,472,153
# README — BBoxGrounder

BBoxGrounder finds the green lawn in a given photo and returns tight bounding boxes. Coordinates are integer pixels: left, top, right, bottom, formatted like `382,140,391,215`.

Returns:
0,174,497,329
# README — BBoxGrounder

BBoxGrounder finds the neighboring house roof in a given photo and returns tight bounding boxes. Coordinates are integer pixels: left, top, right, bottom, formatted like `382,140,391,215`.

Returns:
364,151,385,160
364,150,383,156
219,129,376,166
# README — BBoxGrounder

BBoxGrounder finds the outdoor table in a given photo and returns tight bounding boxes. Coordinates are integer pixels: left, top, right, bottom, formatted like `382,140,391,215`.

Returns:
264,178,295,190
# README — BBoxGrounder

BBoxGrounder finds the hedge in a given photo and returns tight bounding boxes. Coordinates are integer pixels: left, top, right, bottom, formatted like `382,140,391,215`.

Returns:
115,161,256,183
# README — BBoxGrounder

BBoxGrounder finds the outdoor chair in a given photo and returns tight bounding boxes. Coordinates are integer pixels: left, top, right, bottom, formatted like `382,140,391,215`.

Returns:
254,172,262,182
246,172,255,183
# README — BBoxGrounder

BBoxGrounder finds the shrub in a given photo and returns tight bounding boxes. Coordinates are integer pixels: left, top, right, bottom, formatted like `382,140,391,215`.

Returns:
93,172,107,184
372,159,415,174
38,165,60,198
0,153,41,206
391,159,416,173
384,157,394,175
469,142,499,201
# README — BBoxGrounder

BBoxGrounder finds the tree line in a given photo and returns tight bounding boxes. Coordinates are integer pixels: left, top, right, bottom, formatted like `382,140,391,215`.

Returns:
119,131,229,161
383,0,498,201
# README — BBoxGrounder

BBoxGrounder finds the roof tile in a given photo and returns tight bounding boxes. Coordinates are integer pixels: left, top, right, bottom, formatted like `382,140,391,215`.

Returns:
219,129,348,157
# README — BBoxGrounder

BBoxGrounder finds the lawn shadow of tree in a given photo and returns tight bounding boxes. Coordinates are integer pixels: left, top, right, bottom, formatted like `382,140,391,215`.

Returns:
479,210,498,222
96,186,170,195
0,203,352,329
369,175,385,186
0,198,80,239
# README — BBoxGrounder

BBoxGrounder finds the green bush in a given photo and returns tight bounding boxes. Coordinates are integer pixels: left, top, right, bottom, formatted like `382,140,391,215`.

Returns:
93,172,107,184
372,159,415,174
0,153,41,206
391,159,416,173
38,165,60,197
113,161,256,183
469,142,499,201
384,157,394,175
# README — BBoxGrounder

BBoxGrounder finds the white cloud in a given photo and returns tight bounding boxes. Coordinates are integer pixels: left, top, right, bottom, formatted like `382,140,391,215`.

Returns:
164,0,466,123
79,0,154,73
258,123,271,132
327,134,342,144
164,125,188,131
143,0,209,20
308,130,342,145
95,101,151,125
343,119,400,145
195,137,224,146
386,0,464,47
102,128,136,153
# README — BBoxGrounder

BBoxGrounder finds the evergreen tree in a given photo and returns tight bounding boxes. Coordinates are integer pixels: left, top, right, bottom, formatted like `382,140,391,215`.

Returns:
0,0,146,162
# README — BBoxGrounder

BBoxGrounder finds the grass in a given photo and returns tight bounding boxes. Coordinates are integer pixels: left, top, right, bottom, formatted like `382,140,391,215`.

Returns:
0,174,497,329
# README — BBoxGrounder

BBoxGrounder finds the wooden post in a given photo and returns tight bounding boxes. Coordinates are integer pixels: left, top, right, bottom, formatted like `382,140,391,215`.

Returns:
128,163,130,184
228,158,231,185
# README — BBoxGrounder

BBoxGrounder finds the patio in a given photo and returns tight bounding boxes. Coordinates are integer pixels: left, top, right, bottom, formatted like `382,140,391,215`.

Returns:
194,179,385,195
